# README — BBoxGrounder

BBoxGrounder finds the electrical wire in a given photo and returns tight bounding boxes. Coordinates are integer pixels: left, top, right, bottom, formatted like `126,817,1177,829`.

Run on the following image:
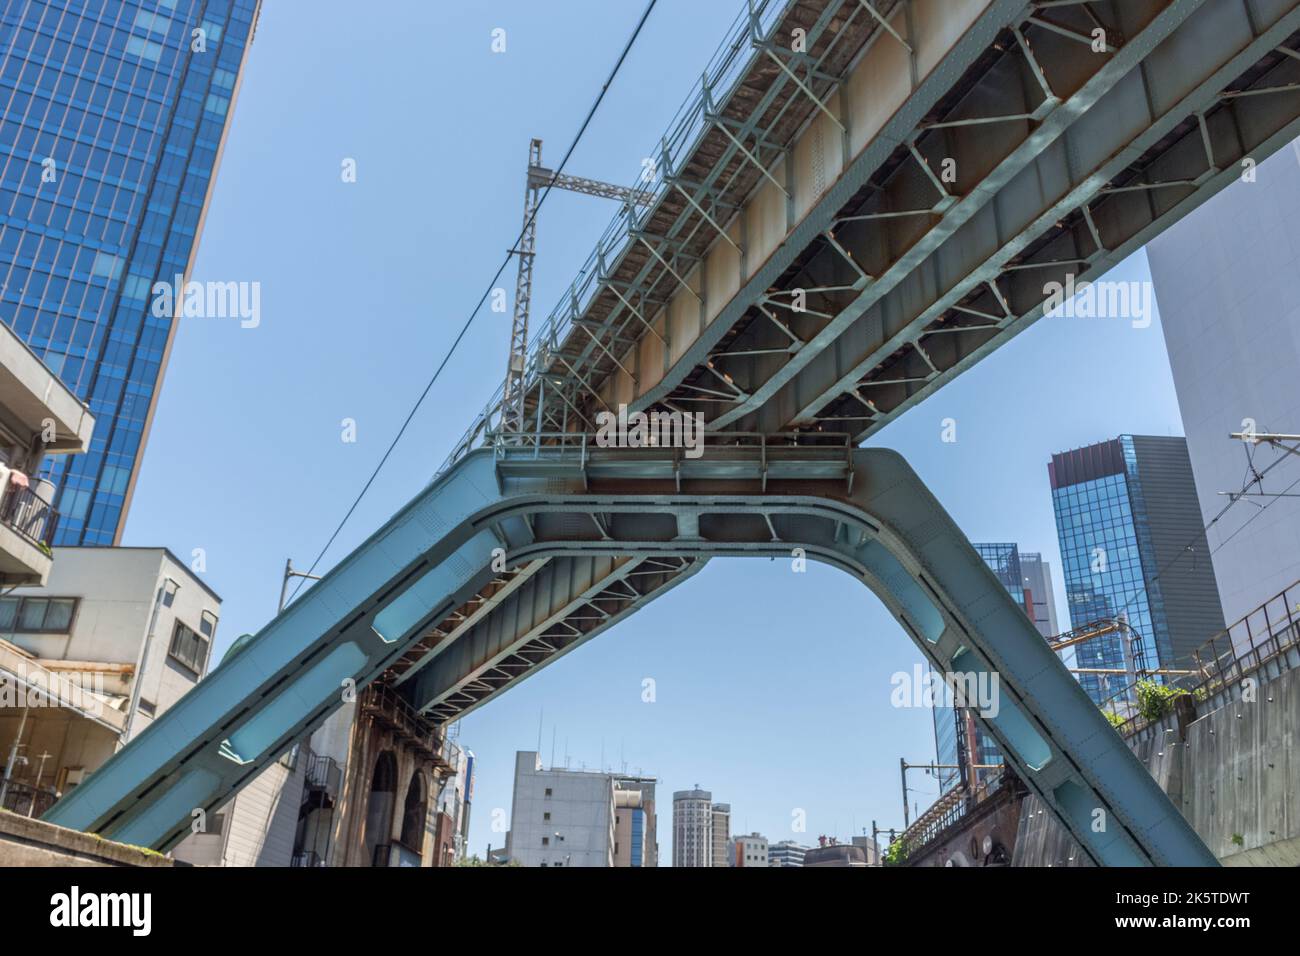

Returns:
284,0,660,606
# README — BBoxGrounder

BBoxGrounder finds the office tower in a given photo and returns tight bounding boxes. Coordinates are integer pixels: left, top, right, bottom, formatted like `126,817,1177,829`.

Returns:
502,751,657,868
768,840,808,867
931,543,1028,793
672,787,713,867
1049,436,1225,702
1018,552,1059,639
710,801,730,868
0,0,261,544
1147,142,1300,625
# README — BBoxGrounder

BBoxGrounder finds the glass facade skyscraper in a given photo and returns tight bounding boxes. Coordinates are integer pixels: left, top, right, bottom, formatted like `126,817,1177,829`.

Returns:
0,0,260,544
932,543,1027,794
1049,435,1225,703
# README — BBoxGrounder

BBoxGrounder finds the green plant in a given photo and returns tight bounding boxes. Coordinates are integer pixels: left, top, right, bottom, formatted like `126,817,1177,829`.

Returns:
883,838,911,867
1102,709,1127,729
1231,833,1245,848
1135,679,1188,722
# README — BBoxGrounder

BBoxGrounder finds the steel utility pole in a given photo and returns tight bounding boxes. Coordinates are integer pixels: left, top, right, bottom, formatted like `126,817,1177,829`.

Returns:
500,139,652,435
280,558,322,613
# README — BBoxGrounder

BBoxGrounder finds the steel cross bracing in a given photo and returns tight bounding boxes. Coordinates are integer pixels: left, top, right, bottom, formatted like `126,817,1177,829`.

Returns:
440,0,900,467
443,0,1300,469
44,438,1217,867
645,0,1300,437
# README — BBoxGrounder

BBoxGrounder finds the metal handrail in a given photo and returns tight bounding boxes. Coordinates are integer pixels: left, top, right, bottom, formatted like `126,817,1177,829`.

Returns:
436,0,799,478
0,483,59,548
1099,579,1300,736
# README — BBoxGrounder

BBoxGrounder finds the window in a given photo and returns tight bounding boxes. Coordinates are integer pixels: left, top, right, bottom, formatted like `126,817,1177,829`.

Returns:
91,251,122,279
544,788,552,798
168,619,209,674
542,837,549,847
0,597,78,633
543,812,550,822
125,36,163,62
137,698,156,717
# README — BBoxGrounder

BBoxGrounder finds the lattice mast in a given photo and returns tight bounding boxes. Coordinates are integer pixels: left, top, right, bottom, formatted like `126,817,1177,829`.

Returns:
501,139,652,434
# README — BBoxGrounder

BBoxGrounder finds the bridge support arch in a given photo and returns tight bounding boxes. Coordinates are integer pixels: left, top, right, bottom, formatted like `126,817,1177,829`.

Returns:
44,439,1215,866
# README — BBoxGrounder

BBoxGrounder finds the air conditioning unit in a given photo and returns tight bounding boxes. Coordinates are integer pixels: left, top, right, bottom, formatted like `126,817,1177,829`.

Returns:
64,768,85,787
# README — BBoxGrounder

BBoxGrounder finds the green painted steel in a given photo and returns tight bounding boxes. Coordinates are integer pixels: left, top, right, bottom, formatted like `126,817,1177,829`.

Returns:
45,441,1216,865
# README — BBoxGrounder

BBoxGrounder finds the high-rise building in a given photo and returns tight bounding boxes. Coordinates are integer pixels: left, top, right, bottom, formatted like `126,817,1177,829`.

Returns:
0,0,262,544
710,801,730,868
932,542,1039,793
768,840,807,867
672,787,713,867
1018,551,1059,639
1049,436,1225,702
1147,141,1300,626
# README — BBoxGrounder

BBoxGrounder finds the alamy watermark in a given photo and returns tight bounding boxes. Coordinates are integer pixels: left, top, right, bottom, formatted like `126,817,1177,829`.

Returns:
0,665,107,716
890,664,1000,718
151,274,260,328
595,404,705,459
1043,274,1153,329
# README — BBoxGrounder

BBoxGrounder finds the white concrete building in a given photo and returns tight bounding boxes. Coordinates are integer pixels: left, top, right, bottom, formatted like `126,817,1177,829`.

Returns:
505,751,657,867
0,547,219,817
733,831,768,867
1147,141,1300,627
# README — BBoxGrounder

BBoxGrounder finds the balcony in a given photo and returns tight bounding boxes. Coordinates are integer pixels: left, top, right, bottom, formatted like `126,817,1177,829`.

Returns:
291,850,324,868
0,482,59,586
302,752,342,804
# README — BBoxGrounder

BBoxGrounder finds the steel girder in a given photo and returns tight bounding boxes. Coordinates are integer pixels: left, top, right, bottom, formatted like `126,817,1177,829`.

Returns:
406,554,701,722
439,0,976,469
668,0,1300,435
45,442,1216,866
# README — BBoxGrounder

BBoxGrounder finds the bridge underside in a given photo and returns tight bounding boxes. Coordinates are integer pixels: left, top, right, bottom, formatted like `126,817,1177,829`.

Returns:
453,0,1300,454
45,441,1216,866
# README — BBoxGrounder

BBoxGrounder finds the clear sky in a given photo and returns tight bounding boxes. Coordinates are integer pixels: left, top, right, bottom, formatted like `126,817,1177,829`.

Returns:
119,1,1188,861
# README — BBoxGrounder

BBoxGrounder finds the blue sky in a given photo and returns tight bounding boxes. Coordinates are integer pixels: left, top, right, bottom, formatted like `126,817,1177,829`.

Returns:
119,0,1187,860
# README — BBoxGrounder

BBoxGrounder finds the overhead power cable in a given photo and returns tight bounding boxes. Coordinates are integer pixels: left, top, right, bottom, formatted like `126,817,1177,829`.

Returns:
286,0,660,606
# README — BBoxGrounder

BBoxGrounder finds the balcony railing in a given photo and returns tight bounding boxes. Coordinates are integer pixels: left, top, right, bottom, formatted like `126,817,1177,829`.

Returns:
0,483,58,549
0,781,59,817
303,752,342,800
291,850,323,868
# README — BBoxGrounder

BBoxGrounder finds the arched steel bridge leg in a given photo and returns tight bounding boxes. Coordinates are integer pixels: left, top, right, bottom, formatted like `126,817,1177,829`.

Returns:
44,444,1216,865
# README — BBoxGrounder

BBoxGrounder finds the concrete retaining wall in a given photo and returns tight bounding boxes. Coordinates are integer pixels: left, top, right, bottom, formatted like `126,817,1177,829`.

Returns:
0,809,173,867
1013,666,1300,866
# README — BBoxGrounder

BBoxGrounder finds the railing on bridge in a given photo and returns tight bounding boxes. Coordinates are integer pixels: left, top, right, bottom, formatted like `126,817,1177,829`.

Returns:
489,429,858,491
437,0,798,477
895,768,1014,864
1099,579,1300,737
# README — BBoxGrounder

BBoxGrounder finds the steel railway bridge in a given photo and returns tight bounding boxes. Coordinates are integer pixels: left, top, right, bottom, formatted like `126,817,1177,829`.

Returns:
46,0,1300,866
